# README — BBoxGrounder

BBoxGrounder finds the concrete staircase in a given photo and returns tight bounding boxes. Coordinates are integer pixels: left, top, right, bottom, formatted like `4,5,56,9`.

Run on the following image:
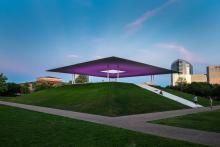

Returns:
136,84,203,108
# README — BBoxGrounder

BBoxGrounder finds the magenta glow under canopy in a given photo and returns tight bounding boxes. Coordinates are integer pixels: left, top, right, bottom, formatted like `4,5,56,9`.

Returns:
47,56,177,78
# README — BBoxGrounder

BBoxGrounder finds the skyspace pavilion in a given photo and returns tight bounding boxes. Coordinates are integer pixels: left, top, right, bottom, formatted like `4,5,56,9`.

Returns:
48,56,177,83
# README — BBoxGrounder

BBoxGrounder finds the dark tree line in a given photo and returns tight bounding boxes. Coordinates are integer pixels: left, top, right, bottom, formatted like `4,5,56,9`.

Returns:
168,82,220,100
0,73,30,96
0,73,89,97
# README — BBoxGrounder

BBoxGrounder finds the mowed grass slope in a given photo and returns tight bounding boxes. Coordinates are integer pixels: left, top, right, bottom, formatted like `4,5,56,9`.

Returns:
0,105,204,147
3,82,187,116
164,88,220,107
151,109,220,133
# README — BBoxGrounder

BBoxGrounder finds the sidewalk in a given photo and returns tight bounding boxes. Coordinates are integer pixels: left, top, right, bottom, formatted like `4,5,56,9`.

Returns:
136,84,202,108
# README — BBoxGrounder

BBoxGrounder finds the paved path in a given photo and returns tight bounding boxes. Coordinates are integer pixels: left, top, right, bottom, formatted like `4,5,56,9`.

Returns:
114,105,219,122
1,101,220,147
136,84,202,108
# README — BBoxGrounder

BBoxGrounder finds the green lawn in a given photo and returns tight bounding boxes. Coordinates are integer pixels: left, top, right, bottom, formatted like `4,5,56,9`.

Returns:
0,82,187,116
151,109,220,133
0,105,205,147
163,88,220,107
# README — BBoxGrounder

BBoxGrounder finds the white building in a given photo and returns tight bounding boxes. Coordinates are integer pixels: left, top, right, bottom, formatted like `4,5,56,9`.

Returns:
171,59,193,86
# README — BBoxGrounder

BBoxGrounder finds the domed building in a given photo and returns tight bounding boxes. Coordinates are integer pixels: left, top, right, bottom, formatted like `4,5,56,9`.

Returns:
171,59,193,86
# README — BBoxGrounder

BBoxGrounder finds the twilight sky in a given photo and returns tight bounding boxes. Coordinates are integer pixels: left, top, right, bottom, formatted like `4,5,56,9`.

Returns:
0,0,220,86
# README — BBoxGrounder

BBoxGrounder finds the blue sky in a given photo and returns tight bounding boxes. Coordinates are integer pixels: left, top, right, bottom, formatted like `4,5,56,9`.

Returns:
0,0,220,86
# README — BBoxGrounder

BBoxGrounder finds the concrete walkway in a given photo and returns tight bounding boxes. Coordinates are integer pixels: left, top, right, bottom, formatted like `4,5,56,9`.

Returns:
1,101,220,147
114,105,219,122
136,84,202,108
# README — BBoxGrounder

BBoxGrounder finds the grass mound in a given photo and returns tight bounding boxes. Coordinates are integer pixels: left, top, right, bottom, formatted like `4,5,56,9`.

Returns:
3,82,187,116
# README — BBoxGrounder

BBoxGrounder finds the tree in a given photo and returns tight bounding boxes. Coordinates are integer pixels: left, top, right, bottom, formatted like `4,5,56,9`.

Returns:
0,73,8,95
20,83,30,94
213,85,220,99
175,77,187,91
33,82,53,91
187,82,213,97
3,83,21,96
75,75,89,84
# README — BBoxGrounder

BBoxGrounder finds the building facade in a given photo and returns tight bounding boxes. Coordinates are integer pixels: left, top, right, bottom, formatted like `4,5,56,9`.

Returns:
207,66,220,84
171,59,220,86
171,59,193,75
37,76,63,85
19,76,63,92
171,59,193,86
191,74,207,83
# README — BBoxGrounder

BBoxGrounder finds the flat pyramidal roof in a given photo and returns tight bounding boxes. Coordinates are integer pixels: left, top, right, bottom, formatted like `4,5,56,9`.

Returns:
47,56,177,78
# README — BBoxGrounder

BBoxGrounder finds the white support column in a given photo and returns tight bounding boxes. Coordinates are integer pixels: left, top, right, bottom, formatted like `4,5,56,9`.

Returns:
117,71,119,82
153,75,155,85
71,74,73,84
150,75,152,84
72,74,75,85
107,71,109,82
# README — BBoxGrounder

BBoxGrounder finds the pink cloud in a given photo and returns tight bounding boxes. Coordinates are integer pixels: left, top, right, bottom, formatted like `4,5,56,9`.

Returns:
67,54,79,58
0,58,34,75
156,43,205,64
94,55,103,59
125,0,177,36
